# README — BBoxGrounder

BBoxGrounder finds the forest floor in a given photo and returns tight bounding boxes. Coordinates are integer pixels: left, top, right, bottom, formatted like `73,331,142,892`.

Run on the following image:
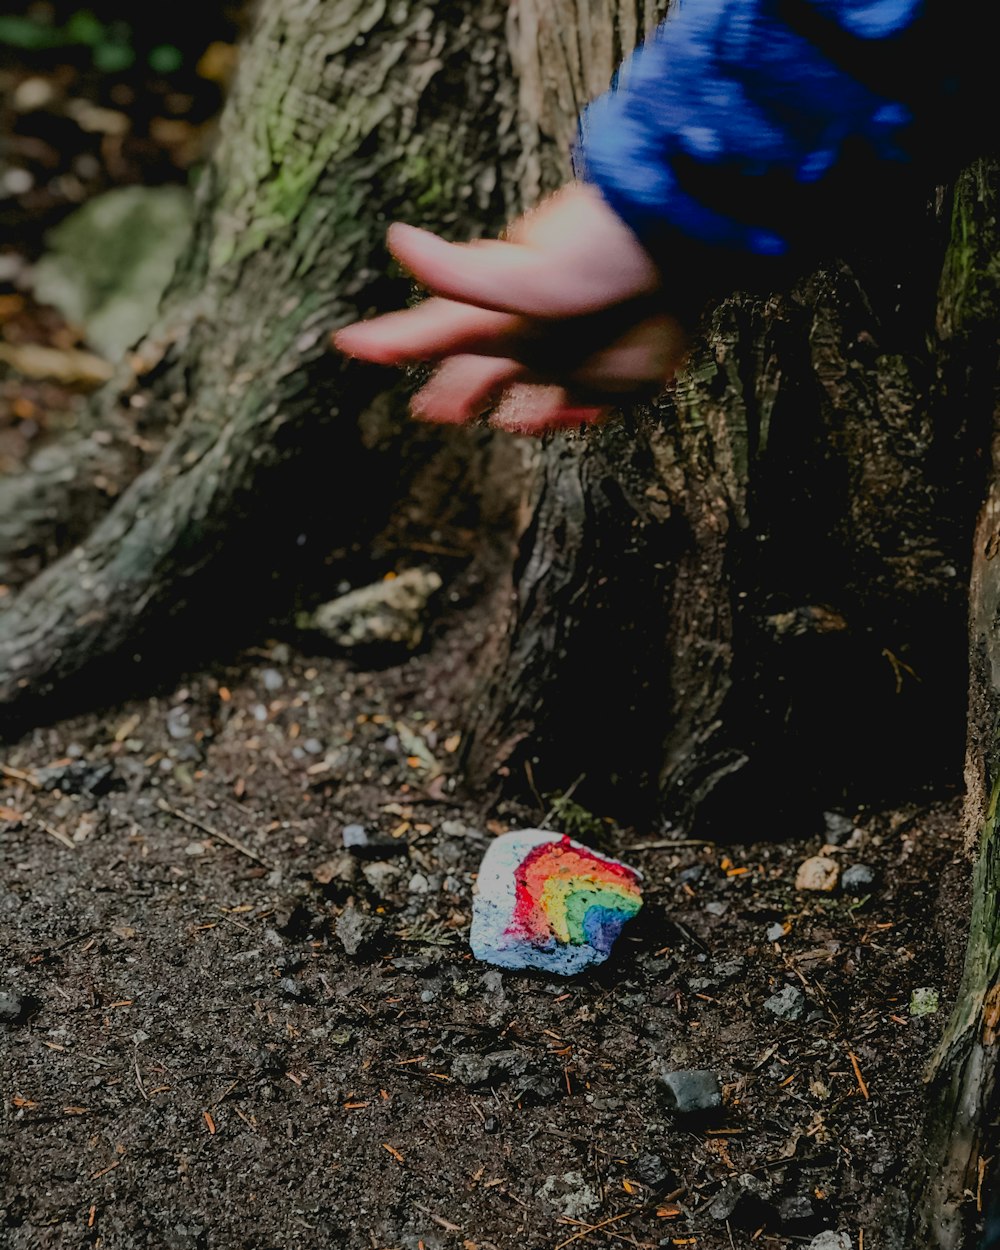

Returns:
0,626,971,1250
0,10,976,1250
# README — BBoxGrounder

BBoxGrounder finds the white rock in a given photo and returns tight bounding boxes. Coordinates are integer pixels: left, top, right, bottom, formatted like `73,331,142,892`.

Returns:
470,830,643,975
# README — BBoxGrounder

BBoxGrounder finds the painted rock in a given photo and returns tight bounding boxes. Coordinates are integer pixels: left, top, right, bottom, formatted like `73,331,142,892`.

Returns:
470,830,643,975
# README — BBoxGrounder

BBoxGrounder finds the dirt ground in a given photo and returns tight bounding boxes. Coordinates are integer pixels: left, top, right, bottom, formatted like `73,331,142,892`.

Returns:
0,625,972,1250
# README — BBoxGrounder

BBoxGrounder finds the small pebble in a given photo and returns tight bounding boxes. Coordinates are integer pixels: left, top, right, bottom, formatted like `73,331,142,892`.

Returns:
795,855,839,892
808,1235,851,1250
0,990,28,1025
910,986,939,1017
261,668,284,692
779,1195,816,1225
765,984,805,1020
841,863,876,894
658,1067,722,1114
766,922,787,942
822,811,856,844
334,905,384,957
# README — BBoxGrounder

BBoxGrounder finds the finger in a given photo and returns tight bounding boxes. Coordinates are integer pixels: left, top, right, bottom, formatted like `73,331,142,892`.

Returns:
387,222,654,318
410,354,527,425
334,299,527,366
488,383,607,436
568,314,689,394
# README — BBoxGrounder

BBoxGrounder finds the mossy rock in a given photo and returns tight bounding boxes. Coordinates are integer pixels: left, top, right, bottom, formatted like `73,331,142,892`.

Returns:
33,185,194,360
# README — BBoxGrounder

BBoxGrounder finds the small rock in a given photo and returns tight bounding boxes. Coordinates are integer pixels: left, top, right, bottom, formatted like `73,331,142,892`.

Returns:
261,668,284,692
408,872,430,894
539,1172,601,1220
910,986,940,1017
808,1235,852,1250
766,922,787,942
765,985,806,1020
634,1153,674,1188
184,842,206,857
841,863,876,894
707,1173,774,1223
712,957,746,982
451,1049,529,1088
35,759,116,795
299,568,443,651
795,856,839,892
822,811,856,844
361,862,402,897
658,1067,722,1114
33,185,195,359
0,990,28,1026
779,1195,816,1226
470,830,642,975
343,824,403,858
705,900,729,917
312,854,356,886
334,906,385,957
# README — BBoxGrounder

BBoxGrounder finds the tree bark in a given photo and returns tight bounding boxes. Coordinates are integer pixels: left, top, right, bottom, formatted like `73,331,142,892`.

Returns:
906,158,1000,1250
0,0,525,729
468,6,985,834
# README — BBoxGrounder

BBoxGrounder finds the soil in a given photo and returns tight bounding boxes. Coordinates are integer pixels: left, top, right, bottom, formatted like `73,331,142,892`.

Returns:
0,624,972,1250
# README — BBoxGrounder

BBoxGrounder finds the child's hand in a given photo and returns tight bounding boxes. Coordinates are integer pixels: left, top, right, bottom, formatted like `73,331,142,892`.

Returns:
333,184,689,435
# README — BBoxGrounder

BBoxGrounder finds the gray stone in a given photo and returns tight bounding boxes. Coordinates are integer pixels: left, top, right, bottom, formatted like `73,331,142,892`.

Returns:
707,1173,773,1222
841,863,876,894
261,668,284,692
334,906,385,957
765,985,806,1020
361,862,402,897
451,1049,528,1088
0,990,27,1025
808,1235,851,1250
766,922,787,942
343,824,403,858
659,1067,722,1114
539,1172,601,1219
822,811,856,844
634,1153,673,1187
779,1195,816,1225
33,185,194,359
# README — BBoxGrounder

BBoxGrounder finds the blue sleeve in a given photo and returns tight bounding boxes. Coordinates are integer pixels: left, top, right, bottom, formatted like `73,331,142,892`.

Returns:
575,0,955,266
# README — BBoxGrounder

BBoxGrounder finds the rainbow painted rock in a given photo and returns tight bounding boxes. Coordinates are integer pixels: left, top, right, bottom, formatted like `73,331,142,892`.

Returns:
470,831,643,975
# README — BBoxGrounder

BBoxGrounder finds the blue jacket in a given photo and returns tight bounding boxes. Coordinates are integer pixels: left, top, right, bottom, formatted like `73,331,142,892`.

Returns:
577,0,971,276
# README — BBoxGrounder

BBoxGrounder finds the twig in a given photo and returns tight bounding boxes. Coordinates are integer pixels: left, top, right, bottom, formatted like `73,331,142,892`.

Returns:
630,838,717,850
1,762,40,787
554,1209,642,1250
33,815,75,850
157,799,271,867
541,773,586,830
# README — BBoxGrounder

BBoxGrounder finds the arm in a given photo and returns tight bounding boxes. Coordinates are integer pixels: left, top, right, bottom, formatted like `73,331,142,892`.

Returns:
335,0,953,434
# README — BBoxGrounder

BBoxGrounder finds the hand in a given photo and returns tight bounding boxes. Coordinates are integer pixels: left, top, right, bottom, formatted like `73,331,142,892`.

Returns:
333,184,690,435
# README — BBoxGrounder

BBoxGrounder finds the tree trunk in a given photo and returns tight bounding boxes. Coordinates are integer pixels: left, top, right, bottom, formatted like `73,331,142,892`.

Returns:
0,0,526,730
468,11,987,837
906,159,1000,1250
